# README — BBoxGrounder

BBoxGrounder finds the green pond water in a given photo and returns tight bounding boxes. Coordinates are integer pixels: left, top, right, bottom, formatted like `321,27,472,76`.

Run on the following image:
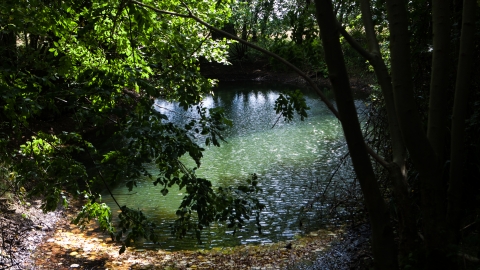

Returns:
103,82,361,251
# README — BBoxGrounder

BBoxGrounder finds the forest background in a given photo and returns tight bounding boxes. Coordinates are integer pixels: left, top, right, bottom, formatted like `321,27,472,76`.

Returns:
1,0,479,269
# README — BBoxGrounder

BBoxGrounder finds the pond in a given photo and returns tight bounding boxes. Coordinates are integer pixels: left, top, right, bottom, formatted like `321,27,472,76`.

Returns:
102,82,360,251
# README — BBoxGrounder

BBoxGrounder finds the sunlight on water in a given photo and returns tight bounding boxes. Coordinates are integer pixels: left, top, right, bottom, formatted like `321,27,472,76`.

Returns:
103,82,355,250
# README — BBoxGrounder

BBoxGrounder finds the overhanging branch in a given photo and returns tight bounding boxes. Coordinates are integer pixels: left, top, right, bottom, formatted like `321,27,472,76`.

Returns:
131,0,339,119
336,21,374,62
129,0,390,168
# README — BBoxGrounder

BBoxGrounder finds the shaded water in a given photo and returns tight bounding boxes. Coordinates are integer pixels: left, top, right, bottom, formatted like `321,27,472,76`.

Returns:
103,82,357,251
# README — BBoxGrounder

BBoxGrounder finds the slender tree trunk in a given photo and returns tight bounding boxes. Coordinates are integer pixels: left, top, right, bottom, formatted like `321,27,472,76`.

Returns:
358,0,416,262
29,34,39,50
427,0,452,163
241,23,248,40
447,0,477,247
359,0,406,170
259,0,274,39
335,0,416,263
0,31,17,69
251,4,260,42
314,0,398,269
385,0,448,268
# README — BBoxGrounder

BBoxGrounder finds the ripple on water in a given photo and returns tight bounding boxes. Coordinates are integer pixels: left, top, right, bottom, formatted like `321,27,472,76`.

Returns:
103,83,359,250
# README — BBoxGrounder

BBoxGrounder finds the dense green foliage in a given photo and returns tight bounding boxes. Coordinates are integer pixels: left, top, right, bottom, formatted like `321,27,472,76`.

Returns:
0,0,274,252
2,0,479,268
226,0,383,78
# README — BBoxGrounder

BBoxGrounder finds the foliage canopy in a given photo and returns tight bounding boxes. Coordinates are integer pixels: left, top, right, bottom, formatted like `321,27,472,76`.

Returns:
0,0,273,252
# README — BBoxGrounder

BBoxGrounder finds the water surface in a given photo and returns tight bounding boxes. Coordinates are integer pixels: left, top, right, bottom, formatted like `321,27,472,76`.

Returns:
103,82,354,250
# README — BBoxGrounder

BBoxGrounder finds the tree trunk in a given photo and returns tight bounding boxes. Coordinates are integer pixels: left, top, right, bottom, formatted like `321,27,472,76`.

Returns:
385,0,448,268
259,0,274,39
427,0,452,162
337,0,416,263
0,31,17,69
357,1,416,263
251,4,260,42
447,0,477,247
314,0,398,269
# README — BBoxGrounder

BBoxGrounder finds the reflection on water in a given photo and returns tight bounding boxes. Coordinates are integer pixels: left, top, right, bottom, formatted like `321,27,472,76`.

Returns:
103,82,354,250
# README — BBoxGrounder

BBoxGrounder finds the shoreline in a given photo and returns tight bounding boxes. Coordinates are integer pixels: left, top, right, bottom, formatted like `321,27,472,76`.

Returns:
2,62,374,269
200,60,374,95
2,195,371,269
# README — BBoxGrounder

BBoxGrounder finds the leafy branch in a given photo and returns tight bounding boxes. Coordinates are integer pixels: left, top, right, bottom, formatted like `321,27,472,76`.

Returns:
129,0,389,168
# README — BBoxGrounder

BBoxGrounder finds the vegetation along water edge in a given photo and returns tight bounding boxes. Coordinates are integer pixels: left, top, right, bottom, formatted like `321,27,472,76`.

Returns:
1,0,479,269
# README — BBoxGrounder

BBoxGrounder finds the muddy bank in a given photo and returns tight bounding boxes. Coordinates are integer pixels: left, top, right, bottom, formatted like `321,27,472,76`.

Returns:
0,195,334,269
0,197,65,269
288,223,373,270
3,194,373,269
32,215,343,270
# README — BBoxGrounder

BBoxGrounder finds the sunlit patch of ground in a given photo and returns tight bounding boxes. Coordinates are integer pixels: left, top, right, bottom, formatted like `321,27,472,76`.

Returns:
32,209,342,270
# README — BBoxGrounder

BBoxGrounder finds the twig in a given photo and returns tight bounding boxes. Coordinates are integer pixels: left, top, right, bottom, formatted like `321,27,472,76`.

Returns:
271,114,282,129
320,152,351,199
129,0,390,169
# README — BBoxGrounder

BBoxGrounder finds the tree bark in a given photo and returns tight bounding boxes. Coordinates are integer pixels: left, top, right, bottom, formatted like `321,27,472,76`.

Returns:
427,0,452,162
358,0,406,169
385,0,448,268
359,0,416,263
447,0,477,246
314,0,398,269
338,0,415,263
